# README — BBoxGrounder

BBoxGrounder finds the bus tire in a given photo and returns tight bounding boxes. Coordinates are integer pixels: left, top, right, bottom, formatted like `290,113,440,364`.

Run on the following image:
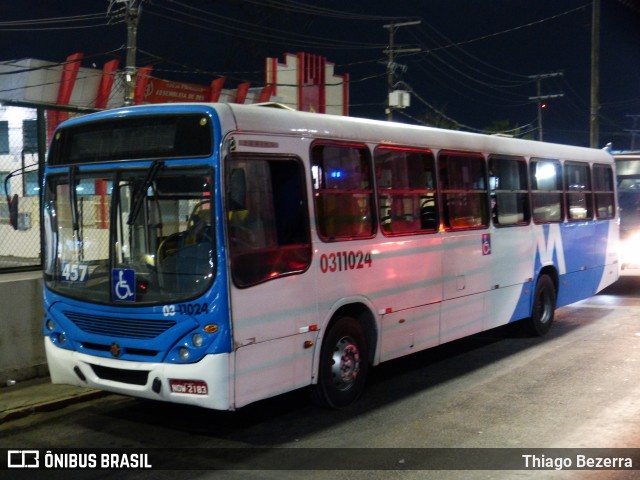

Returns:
311,316,369,409
526,274,556,337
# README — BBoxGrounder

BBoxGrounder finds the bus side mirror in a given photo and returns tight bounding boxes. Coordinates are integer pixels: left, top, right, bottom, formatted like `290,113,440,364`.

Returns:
8,194,18,230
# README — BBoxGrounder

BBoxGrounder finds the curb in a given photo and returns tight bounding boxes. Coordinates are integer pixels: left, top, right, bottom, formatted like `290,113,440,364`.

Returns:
1,389,108,424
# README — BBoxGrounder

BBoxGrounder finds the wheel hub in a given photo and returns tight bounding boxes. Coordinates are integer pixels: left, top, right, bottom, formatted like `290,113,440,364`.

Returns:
331,336,361,391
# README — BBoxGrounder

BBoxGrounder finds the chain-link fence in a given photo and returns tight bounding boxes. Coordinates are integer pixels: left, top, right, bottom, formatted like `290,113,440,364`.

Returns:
0,102,94,272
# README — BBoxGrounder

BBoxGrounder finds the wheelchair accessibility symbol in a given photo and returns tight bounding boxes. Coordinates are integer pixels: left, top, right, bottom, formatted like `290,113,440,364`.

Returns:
482,233,492,256
112,268,136,301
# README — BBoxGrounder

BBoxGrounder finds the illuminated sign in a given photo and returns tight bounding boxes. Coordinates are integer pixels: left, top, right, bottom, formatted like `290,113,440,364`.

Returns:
144,79,210,104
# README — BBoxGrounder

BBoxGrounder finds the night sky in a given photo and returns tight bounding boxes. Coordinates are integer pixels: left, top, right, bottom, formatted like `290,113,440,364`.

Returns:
1,0,639,148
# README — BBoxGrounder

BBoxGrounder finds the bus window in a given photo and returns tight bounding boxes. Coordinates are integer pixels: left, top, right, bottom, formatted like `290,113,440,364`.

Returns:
593,163,615,219
489,155,530,226
312,143,375,240
531,159,563,223
375,146,438,235
439,151,488,230
565,162,593,221
226,155,311,288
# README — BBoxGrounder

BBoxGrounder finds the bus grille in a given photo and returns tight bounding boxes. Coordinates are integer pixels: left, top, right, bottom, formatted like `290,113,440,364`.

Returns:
64,311,176,339
90,364,149,386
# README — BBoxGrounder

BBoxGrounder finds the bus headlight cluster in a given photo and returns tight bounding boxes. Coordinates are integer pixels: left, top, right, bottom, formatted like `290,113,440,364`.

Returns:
172,325,219,363
45,319,68,347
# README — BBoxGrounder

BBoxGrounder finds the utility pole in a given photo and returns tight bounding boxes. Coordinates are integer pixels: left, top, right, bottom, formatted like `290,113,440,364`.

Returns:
383,20,421,121
590,0,600,148
124,0,141,106
528,73,564,141
108,0,142,106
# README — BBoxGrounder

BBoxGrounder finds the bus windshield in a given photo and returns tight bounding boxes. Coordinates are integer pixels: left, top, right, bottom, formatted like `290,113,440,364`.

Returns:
43,166,215,305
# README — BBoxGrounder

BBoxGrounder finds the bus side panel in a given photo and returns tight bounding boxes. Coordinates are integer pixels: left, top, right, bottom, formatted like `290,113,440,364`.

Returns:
440,231,491,344
486,284,532,327
485,225,535,330
595,220,620,293
234,332,318,409
561,222,600,270
556,220,619,306
556,270,602,307
230,273,318,408
368,236,442,362
440,294,486,345
316,236,443,364
380,304,439,363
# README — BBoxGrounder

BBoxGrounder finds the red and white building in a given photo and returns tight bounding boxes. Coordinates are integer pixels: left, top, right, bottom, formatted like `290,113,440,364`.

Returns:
0,51,349,115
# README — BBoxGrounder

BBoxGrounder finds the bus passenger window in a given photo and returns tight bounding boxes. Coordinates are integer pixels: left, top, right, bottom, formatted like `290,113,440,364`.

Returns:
375,146,438,235
228,168,247,211
226,155,311,287
312,143,375,240
531,159,563,223
593,164,615,219
489,155,530,226
439,151,488,230
565,163,593,221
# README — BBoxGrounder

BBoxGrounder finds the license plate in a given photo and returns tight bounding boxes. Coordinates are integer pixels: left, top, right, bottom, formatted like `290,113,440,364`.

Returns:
169,379,208,395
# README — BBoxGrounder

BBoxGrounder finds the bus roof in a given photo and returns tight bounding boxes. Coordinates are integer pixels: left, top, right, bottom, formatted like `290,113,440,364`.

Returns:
62,102,613,164
219,103,612,163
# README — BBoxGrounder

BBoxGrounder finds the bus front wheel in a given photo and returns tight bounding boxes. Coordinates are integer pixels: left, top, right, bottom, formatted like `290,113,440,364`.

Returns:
526,274,556,336
311,316,369,409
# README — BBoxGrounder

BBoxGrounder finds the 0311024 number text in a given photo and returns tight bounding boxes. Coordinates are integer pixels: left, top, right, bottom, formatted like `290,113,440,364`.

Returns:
319,250,372,273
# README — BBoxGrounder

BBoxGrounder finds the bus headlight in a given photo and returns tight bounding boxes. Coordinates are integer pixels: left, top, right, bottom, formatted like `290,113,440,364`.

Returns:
621,233,640,267
168,327,221,363
179,347,190,361
46,319,55,331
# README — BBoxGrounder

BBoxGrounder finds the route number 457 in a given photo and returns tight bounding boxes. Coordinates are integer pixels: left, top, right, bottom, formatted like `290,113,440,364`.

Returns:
61,263,88,282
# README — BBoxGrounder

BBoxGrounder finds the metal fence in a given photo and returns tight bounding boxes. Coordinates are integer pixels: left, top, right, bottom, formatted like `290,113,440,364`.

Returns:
0,101,95,272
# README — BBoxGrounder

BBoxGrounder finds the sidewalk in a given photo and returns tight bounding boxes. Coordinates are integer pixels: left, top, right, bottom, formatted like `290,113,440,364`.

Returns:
0,377,106,424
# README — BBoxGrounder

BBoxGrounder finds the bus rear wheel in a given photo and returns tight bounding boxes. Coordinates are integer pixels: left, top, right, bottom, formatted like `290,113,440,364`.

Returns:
311,316,369,409
526,274,556,336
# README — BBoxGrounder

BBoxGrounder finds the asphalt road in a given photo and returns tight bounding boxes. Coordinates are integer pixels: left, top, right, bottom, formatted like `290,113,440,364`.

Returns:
2,274,640,480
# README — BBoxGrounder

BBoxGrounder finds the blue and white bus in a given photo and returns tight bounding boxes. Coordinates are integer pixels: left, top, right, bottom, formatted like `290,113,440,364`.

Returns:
42,103,619,410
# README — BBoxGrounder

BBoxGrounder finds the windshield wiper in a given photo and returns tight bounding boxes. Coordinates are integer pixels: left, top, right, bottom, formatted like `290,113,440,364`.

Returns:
127,160,164,226
68,165,84,260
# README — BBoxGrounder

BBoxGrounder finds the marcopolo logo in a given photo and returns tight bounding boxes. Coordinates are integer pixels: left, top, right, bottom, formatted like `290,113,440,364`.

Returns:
8,450,40,468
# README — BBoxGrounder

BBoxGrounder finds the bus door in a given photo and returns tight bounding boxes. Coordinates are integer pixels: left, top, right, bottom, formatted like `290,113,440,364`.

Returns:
439,152,491,343
224,151,316,408
485,155,534,329
372,146,442,361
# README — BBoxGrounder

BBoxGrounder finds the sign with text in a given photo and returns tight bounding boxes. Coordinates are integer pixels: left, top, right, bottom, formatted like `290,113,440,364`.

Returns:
144,79,210,104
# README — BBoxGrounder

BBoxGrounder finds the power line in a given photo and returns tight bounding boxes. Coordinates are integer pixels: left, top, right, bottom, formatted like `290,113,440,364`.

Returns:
146,0,386,51
0,13,108,26
230,0,409,21
422,3,590,55
0,11,112,31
